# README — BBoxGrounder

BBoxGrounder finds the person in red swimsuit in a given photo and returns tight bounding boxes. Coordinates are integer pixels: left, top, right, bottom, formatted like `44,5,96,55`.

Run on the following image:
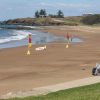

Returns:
28,34,32,48
65,32,70,48
27,34,32,55
66,33,70,41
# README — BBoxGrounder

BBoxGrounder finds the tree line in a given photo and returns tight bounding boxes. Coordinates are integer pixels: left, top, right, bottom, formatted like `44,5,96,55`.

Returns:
35,9,64,18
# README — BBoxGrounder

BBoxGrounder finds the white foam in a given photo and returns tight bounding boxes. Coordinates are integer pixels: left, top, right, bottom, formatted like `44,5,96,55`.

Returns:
21,26,43,29
0,30,34,44
16,25,37,29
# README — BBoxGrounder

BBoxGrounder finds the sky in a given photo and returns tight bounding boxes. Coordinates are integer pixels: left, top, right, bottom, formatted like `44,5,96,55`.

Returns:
0,0,100,21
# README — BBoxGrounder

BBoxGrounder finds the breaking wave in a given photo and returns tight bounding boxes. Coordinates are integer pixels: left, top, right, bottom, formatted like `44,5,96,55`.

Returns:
0,30,33,44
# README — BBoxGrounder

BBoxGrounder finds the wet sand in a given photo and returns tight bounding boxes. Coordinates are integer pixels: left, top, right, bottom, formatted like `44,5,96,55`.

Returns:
0,26,100,96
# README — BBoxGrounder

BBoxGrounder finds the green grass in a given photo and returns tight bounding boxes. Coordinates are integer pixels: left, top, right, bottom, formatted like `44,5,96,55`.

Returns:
3,83,100,100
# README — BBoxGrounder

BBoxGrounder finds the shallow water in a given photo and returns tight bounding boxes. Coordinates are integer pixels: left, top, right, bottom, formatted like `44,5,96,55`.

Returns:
0,29,82,49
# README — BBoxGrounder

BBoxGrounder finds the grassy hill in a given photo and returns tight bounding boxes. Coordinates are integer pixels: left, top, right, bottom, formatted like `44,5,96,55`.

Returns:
1,16,83,26
1,14,100,26
4,83,100,100
64,16,83,25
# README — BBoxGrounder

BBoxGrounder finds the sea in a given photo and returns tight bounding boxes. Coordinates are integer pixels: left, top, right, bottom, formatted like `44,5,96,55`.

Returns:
0,25,82,49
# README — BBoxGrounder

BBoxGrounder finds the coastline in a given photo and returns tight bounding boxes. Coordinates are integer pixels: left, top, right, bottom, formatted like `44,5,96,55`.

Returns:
0,25,100,98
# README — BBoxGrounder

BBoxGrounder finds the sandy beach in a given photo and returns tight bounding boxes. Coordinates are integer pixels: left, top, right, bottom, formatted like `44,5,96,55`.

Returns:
0,26,100,96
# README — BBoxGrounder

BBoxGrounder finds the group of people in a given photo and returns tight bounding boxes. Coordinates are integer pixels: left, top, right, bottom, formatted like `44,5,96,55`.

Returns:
27,33,72,55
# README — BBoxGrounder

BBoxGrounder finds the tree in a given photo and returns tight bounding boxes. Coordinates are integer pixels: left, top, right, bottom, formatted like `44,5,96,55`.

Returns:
39,9,47,17
57,10,64,18
35,10,40,18
49,14,58,18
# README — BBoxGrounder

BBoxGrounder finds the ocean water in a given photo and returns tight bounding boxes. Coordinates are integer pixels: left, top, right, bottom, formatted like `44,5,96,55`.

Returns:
0,26,82,49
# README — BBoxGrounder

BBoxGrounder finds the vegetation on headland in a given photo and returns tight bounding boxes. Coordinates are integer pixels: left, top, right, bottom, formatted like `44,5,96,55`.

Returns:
0,9,100,26
1,9,65,26
4,83,100,100
81,14,100,25
34,9,64,18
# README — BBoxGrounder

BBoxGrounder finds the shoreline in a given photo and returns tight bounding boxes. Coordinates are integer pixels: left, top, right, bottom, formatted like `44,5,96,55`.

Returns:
0,27,82,50
0,25,100,98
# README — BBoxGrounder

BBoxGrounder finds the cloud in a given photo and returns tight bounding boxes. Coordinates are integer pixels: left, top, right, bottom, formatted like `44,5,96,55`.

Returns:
57,3,91,8
0,0,100,21
39,2,55,7
7,7,13,11
38,2,92,9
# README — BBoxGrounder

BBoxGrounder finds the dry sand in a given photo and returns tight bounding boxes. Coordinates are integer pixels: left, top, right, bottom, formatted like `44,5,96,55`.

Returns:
0,26,100,97
1,76,100,99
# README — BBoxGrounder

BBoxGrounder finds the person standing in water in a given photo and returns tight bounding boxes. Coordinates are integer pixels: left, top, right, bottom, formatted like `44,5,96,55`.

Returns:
27,34,32,55
66,32,71,48
66,33,70,41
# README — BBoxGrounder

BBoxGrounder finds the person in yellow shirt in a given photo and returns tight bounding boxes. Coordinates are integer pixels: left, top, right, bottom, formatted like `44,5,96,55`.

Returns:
27,34,32,55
